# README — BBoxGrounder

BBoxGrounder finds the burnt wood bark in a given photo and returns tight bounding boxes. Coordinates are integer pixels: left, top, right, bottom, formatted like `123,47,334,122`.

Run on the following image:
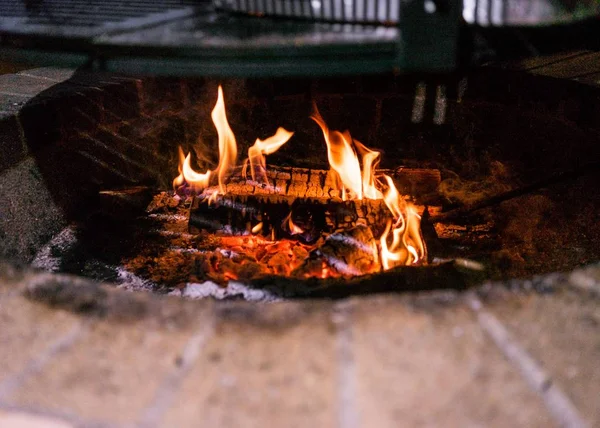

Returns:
189,192,391,242
188,165,442,242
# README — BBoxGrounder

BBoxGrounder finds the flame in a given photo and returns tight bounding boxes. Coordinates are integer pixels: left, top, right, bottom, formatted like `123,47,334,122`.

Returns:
283,212,304,235
173,147,211,192
172,89,427,273
251,222,263,234
173,146,186,189
244,127,294,184
379,176,426,269
212,86,237,195
172,85,236,194
355,139,383,200
311,106,363,200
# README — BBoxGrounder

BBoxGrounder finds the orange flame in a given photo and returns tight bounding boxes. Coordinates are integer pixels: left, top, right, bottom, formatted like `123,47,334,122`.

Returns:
173,147,211,192
212,86,237,195
172,89,427,272
355,139,383,200
173,85,236,194
283,212,304,235
379,177,426,268
243,127,294,184
311,106,363,200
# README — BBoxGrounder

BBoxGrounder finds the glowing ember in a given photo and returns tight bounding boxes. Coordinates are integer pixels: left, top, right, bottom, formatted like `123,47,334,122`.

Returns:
173,86,427,275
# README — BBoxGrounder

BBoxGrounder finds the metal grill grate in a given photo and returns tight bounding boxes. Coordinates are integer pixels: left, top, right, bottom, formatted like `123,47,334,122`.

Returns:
0,0,199,30
214,0,401,24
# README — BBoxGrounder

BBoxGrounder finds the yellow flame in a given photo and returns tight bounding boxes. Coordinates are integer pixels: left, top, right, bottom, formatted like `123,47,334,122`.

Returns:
251,222,263,234
173,146,211,191
283,212,304,235
379,176,426,268
173,146,186,190
355,139,383,200
311,106,363,200
212,85,238,195
172,90,427,272
382,174,404,224
172,85,237,195
244,127,294,184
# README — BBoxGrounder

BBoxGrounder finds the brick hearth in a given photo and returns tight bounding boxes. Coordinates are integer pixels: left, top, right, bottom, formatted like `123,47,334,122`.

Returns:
0,261,599,426
1,66,600,427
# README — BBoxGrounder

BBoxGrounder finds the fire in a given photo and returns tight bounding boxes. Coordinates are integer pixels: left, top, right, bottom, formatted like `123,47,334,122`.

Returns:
283,212,304,235
379,177,426,268
310,106,426,268
174,85,291,195
243,127,294,184
251,222,263,234
355,140,383,200
173,85,239,195
212,86,238,195
173,86,427,274
311,106,364,200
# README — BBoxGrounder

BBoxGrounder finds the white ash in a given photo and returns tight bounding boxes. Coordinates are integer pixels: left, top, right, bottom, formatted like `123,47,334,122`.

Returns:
169,247,210,254
217,248,241,258
147,213,188,222
321,254,362,276
149,229,195,239
31,226,78,272
115,268,155,292
181,281,280,302
326,233,375,254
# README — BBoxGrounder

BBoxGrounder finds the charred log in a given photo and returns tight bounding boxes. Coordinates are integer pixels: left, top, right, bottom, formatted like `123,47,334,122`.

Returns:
188,165,442,242
188,192,391,243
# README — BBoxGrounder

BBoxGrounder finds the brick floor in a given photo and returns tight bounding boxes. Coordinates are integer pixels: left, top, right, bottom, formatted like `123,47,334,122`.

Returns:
1,262,599,427
488,288,600,426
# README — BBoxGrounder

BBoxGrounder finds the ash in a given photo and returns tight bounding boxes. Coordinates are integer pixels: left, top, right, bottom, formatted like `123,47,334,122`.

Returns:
176,281,280,302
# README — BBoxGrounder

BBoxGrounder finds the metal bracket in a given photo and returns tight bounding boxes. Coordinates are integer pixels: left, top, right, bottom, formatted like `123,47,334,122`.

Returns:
398,0,462,72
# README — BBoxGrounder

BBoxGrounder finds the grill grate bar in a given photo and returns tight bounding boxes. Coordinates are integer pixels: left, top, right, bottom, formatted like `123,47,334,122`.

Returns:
0,0,199,29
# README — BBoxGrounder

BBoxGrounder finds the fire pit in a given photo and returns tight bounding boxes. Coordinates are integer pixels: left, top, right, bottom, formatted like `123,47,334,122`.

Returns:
1,67,599,301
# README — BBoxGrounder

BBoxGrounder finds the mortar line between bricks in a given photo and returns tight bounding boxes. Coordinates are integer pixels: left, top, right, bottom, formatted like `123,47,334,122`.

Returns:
0,319,92,401
333,301,359,428
467,295,589,428
18,73,67,83
137,319,216,428
0,91,31,98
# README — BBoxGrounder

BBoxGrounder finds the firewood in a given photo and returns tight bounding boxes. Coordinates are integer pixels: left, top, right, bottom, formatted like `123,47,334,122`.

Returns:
253,164,441,200
188,165,442,241
188,191,392,243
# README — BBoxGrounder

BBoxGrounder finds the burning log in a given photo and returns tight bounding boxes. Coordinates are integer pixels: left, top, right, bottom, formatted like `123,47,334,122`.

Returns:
187,165,442,242
294,224,382,276
188,191,392,243
256,164,441,202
